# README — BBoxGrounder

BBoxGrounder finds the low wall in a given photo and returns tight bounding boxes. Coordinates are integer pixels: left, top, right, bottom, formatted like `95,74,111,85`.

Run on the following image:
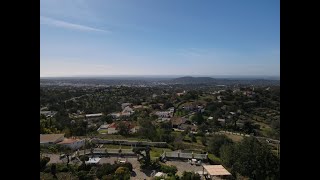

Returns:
162,151,208,160
91,138,168,147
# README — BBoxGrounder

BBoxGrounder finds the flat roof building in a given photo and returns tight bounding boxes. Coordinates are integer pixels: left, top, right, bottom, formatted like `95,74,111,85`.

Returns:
40,134,64,145
202,165,231,179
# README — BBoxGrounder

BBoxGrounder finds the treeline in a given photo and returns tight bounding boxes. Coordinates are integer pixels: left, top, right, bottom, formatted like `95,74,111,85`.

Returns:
208,135,280,179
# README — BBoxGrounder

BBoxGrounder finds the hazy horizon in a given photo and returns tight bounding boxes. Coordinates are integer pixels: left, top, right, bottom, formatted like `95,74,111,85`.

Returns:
40,74,280,80
41,0,279,77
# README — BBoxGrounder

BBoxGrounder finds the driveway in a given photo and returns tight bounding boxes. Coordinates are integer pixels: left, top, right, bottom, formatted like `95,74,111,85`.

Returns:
165,160,206,176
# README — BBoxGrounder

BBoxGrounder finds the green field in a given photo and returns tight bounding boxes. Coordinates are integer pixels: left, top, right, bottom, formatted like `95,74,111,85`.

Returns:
98,129,108,134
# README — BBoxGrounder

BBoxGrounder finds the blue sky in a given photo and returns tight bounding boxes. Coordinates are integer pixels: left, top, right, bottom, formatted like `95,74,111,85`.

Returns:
40,0,280,77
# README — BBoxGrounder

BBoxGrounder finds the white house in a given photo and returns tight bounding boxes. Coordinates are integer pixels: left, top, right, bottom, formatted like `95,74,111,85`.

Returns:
85,113,103,118
168,107,175,113
57,137,85,150
122,106,134,115
98,124,109,131
121,103,132,110
155,111,172,118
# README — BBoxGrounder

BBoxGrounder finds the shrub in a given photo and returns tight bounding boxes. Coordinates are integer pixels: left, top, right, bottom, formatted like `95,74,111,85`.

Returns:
181,171,201,180
160,164,178,174
43,166,51,173
120,162,133,172
115,167,130,180
102,175,114,180
77,170,89,180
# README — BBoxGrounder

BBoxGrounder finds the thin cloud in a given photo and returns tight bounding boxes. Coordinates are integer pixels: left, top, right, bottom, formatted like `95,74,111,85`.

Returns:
40,16,110,33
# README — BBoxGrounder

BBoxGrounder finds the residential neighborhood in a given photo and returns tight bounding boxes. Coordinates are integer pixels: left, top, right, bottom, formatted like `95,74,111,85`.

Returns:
40,0,280,179
41,81,280,179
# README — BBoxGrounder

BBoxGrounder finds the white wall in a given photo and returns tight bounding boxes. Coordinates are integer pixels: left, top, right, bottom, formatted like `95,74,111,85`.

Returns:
108,128,118,134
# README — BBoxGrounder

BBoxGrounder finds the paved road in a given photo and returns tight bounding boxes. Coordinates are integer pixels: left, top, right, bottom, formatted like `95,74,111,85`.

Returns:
165,160,206,176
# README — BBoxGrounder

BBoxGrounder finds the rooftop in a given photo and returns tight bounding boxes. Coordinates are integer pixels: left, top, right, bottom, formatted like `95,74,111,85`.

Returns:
100,124,109,129
171,117,187,126
202,165,231,176
85,113,103,117
57,138,81,145
86,157,101,164
40,134,64,143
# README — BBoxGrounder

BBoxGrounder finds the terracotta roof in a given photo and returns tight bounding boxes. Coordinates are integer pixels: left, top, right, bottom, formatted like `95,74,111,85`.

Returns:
40,134,64,143
108,122,117,128
57,138,81,144
202,165,231,176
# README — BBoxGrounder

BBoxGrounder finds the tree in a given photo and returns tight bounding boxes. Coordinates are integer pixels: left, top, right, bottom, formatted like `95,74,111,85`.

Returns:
242,120,257,134
182,126,191,136
208,135,233,157
181,171,201,180
133,146,151,167
191,135,197,142
137,119,157,140
201,136,207,146
220,144,236,168
198,123,208,134
114,167,130,180
220,137,280,180
101,115,113,124
40,157,50,171
117,122,130,136
233,137,280,179
80,155,89,168
160,164,178,175
163,102,174,109
173,134,184,150
191,112,205,125
50,163,57,178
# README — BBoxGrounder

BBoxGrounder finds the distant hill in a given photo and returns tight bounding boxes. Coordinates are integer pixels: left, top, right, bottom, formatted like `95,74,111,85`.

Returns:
166,76,280,86
40,76,280,87
169,76,217,84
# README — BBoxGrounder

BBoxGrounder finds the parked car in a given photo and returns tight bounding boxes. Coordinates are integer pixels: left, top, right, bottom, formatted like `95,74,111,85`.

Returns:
196,160,202,166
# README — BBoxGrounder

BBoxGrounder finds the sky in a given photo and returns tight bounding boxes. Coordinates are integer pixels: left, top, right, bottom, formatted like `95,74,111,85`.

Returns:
40,0,280,77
